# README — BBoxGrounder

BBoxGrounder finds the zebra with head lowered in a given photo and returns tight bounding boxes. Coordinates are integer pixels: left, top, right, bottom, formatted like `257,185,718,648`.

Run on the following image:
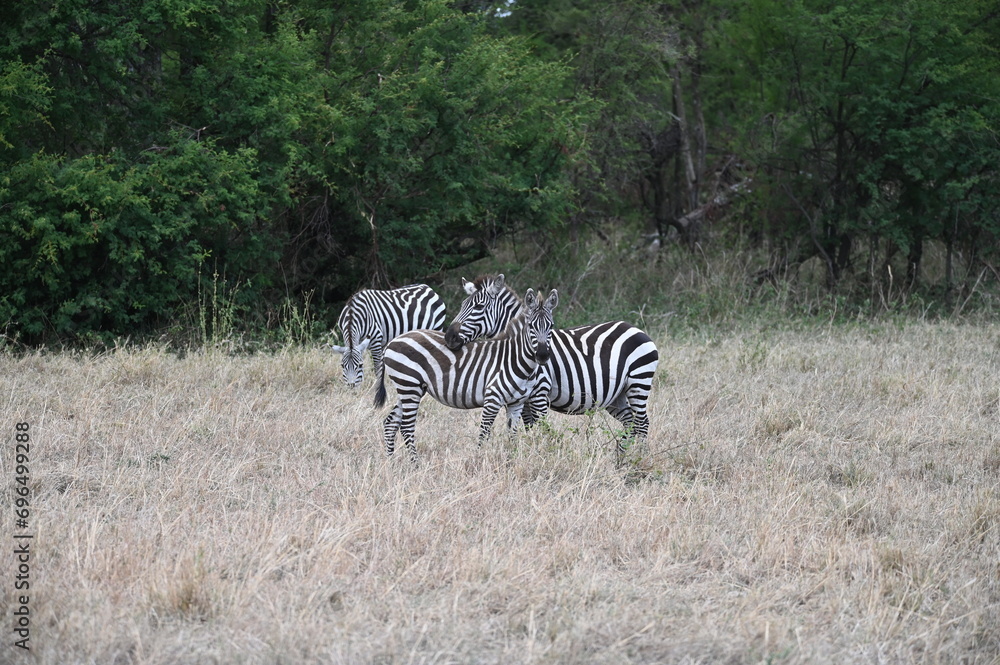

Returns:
330,284,447,402
444,274,659,464
376,288,558,463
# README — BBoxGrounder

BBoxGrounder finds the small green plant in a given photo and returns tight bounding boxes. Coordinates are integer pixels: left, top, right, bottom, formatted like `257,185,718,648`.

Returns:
738,334,770,373
269,291,320,348
197,270,244,351
528,416,568,453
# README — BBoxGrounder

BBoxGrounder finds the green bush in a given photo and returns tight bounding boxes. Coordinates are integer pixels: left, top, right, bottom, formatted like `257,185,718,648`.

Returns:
0,136,274,342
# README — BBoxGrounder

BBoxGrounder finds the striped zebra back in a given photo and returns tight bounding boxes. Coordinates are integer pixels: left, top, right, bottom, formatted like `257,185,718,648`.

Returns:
332,283,447,388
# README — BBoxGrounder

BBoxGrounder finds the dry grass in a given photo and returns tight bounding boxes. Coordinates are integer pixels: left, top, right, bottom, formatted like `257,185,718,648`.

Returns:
2,322,999,664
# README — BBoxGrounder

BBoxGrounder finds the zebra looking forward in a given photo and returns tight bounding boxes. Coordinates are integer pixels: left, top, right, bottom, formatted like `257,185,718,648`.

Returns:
445,274,659,463
377,288,558,462
329,284,447,401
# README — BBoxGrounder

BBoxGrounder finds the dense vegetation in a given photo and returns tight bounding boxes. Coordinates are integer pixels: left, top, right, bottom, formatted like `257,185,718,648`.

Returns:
2,0,999,344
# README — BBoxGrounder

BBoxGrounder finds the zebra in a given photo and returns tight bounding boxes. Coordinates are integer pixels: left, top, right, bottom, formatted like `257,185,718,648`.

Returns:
444,274,659,464
329,284,447,402
376,288,558,462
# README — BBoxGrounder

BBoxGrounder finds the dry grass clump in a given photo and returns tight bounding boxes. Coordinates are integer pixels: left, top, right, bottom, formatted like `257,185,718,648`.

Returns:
2,323,999,664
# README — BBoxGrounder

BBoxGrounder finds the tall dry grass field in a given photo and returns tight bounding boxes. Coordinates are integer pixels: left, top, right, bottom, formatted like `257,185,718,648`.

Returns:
2,322,999,664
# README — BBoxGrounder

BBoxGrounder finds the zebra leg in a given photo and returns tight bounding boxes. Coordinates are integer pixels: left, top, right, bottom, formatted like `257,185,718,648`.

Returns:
629,392,651,445
606,396,637,466
400,411,419,464
521,403,537,428
478,394,503,446
506,401,526,431
615,386,652,465
370,337,384,388
384,391,423,463
522,379,551,429
383,403,402,457
395,390,423,463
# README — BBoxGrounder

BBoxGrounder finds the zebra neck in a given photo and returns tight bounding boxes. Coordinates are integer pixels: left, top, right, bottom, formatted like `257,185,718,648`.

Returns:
501,291,523,325
343,321,359,348
498,314,527,339
510,318,542,370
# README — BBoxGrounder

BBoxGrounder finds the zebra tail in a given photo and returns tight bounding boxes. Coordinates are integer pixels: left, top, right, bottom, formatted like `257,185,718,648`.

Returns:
374,376,387,408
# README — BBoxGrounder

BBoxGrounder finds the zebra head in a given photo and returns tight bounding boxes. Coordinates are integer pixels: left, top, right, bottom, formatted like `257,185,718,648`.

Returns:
523,288,558,364
445,274,521,349
330,308,368,388
329,338,369,388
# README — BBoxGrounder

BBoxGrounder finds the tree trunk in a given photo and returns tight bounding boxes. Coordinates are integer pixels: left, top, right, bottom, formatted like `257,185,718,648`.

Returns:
689,38,708,198
945,234,954,309
906,236,923,290
671,66,698,213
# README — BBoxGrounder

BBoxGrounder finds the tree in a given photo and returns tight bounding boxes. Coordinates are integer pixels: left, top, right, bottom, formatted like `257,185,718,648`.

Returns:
0,0,588,342
711,0,1000,298
503,0,685,238
302,0,586,288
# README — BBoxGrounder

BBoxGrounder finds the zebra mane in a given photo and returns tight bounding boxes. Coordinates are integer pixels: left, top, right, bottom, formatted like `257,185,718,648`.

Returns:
469,274,505,291
337,300,356,348
471,274,521,300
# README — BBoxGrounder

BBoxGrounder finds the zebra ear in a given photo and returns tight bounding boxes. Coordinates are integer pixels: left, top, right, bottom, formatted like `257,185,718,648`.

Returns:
329,344,348,354
544,289,559,311
357,338,370,354
487,273,505,296
462,278,477,295
524,288,538,310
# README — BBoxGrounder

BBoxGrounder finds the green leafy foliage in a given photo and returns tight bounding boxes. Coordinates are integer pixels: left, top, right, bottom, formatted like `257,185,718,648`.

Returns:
0,136,272,340
0,58,50,154
2,0,999,345
711,0,1000,286
0,0,586,343
308,0,585,284
503,0,678,222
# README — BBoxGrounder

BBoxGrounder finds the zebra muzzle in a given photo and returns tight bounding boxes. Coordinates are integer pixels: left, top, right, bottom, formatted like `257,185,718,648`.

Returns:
444,322,465,350
534,344,551,364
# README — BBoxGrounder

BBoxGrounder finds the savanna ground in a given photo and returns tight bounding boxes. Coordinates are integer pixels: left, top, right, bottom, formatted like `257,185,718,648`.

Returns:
2,318,999,664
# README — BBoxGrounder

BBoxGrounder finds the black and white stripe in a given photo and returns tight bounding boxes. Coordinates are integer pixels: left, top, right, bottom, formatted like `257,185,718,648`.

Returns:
445,274,659,462
376,288,558,462
330,284,447,399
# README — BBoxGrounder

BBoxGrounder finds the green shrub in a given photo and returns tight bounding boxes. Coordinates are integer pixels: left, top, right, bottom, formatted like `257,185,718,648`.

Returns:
0,136,275,343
